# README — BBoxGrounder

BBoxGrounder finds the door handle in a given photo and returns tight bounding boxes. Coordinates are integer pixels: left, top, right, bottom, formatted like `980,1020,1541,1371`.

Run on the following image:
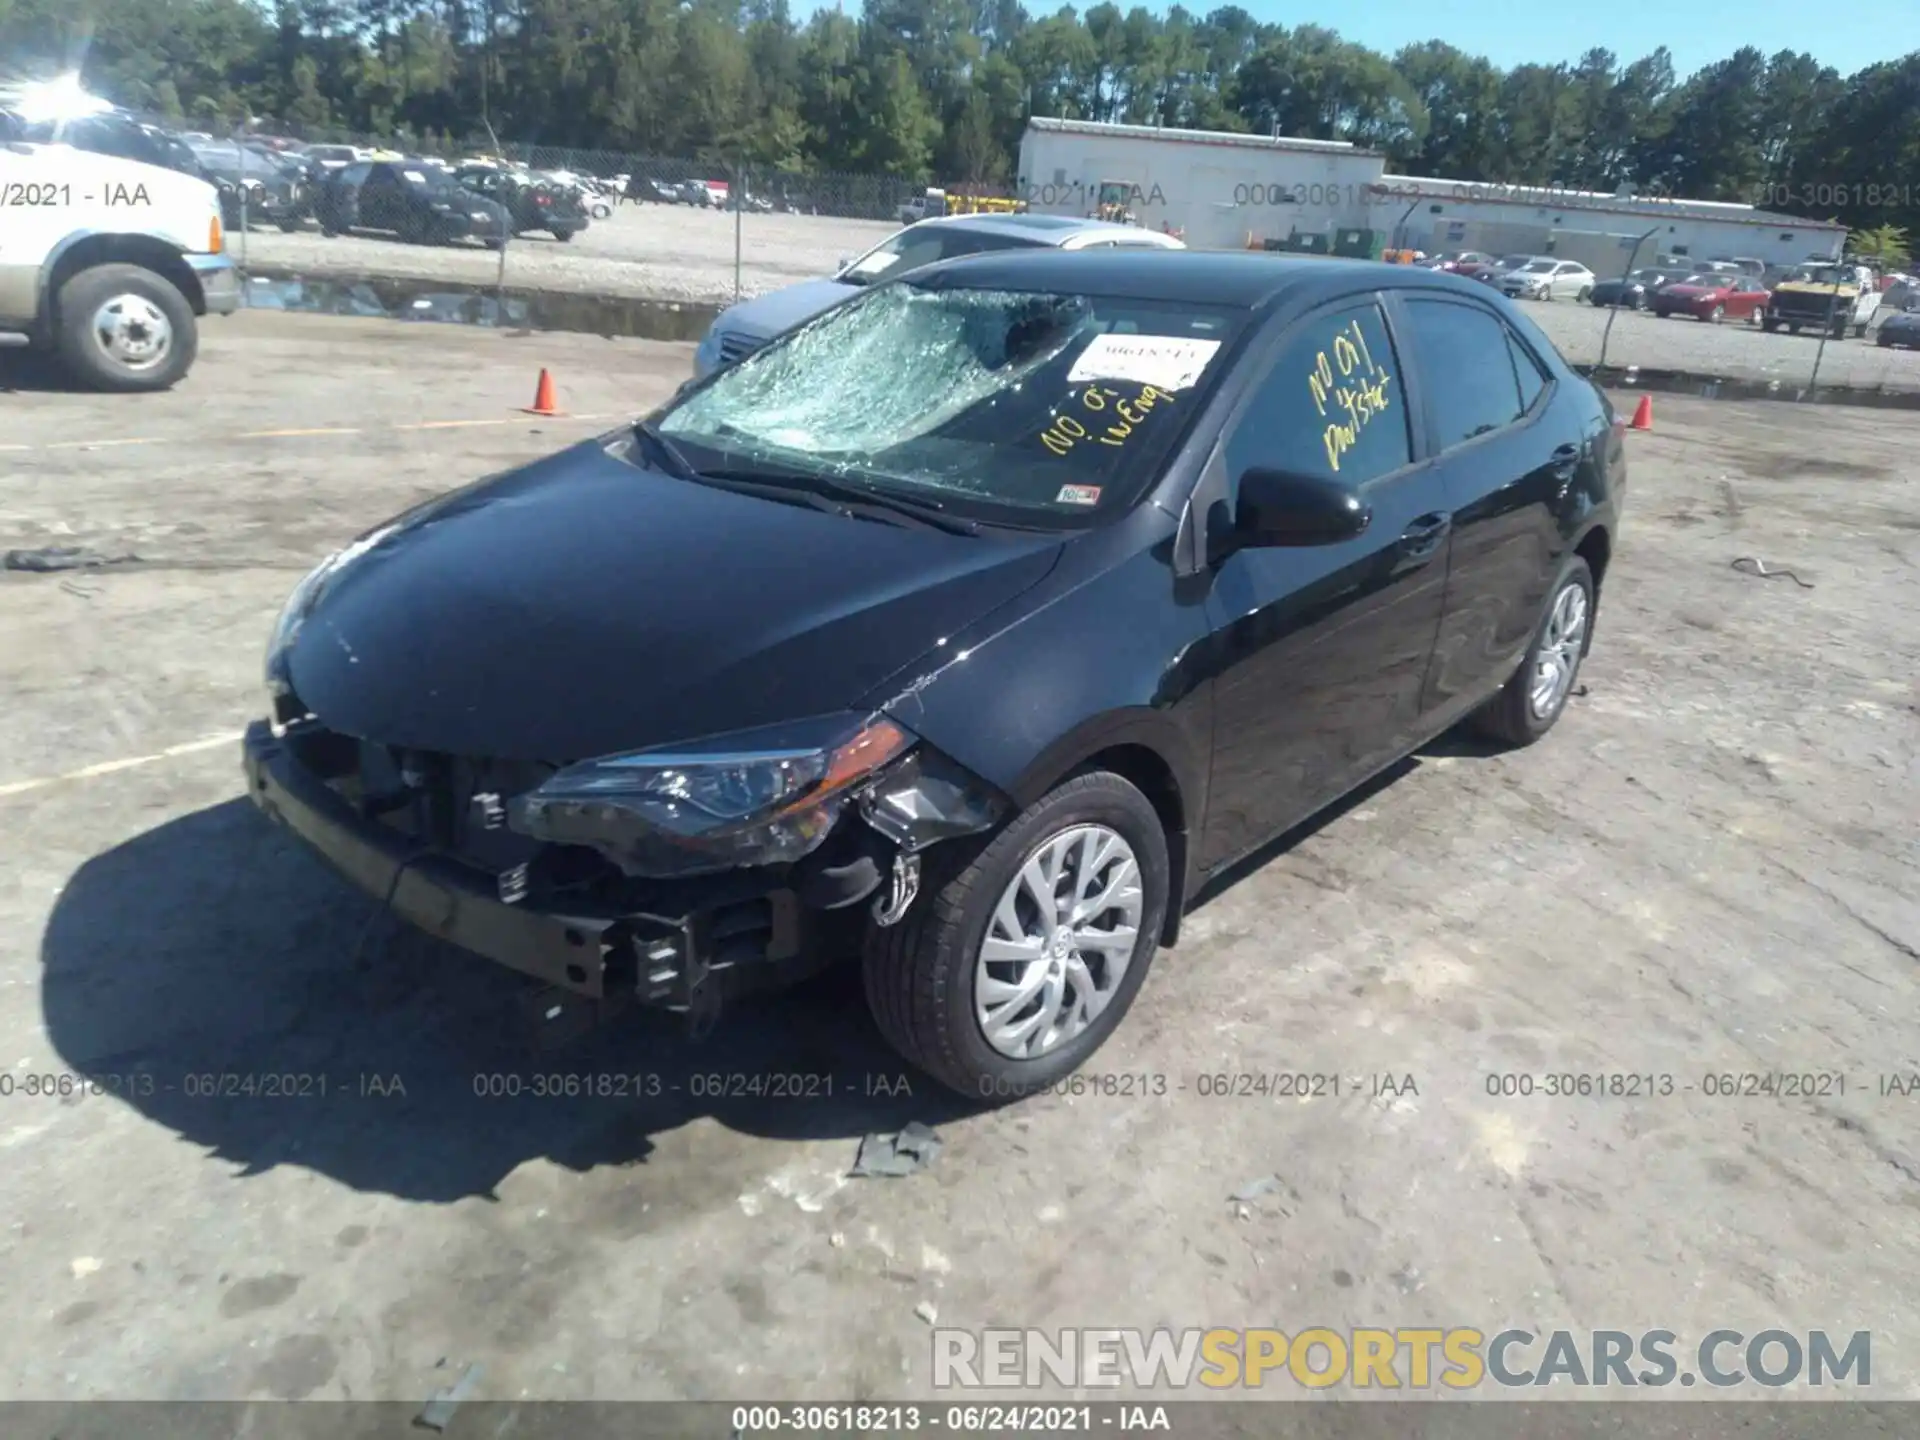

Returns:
1397,513,1451,560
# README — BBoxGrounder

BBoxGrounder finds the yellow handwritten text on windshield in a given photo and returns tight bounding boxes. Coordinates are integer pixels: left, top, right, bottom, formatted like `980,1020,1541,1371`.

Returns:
1040,384,1175,456
1307,319,1395,474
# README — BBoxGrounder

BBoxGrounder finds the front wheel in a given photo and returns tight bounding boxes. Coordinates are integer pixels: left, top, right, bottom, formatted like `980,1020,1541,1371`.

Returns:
1707,305,1725,324
1467,555,1595,748
54,263,198,393
863,771,1170,1099
550,227,577,243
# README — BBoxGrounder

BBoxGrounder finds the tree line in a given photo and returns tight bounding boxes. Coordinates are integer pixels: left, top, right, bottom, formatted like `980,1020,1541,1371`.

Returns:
3,0,1916,246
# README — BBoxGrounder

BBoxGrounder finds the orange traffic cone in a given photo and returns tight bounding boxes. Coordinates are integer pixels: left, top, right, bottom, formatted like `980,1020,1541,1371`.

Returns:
522,368,562,416
1629,394,1653,431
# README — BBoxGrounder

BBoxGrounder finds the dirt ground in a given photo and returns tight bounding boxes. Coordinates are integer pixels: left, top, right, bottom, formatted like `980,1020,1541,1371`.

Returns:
1,313,1917,1415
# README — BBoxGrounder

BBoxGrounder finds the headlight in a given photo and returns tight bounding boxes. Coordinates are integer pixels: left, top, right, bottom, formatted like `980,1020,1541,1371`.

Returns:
509,713,915,877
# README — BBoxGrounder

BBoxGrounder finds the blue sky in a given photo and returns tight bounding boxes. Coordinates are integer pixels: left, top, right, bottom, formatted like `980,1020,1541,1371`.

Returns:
799,0,1905,84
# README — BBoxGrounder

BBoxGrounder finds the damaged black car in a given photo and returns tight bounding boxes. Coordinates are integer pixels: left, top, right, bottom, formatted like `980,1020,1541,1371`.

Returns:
245,250,1623,1096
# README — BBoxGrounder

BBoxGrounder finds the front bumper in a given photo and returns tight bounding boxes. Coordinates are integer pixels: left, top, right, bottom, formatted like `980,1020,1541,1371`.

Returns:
242,720,811,1007
189,254,241,316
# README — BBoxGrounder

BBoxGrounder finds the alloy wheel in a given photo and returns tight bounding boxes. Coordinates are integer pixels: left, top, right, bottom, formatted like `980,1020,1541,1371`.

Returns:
974,825,1143,1060
1528,581,1589,720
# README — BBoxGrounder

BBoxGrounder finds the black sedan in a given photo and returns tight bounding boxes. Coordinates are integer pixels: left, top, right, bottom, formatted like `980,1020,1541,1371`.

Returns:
244,252,1624,1097
452,165,590,242
313,161,511,248
1877,310,1920,349
1588,268,1689,310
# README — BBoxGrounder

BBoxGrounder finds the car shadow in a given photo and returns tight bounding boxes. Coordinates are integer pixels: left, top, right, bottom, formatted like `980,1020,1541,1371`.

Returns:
0,349,80,393
39,799,979,1204
1186,720,1508,911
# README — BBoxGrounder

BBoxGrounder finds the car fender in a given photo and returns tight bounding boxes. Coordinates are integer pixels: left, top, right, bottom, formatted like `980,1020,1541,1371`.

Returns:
864,517,1215,934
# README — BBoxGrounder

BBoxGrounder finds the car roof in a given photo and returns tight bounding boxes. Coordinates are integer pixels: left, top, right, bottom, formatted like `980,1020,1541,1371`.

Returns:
911,212,1160,244
904,248,1514,311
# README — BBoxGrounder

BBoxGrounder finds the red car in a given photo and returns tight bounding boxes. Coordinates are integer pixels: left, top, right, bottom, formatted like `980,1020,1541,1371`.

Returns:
1424,250,1496,276
1651,274,1770,323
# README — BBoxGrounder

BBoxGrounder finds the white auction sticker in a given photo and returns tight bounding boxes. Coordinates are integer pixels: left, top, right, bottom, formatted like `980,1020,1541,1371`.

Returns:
1068,334,1220,391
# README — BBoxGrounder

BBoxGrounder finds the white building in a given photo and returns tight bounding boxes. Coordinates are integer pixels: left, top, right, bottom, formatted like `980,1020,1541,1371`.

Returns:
1016,117,1385,251
1376,175,1848,271
1015,117,1849,267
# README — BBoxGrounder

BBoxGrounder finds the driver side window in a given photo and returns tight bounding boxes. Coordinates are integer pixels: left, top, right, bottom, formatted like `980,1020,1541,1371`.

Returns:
1223,301,1412,487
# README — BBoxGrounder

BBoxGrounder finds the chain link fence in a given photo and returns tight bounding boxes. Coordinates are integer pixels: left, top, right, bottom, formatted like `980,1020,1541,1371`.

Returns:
167,116,1920,396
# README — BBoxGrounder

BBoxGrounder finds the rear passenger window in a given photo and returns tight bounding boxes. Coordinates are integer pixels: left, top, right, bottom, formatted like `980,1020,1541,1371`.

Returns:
1399,298,1525,450
1225,301,1411,486
1508,332,1548,412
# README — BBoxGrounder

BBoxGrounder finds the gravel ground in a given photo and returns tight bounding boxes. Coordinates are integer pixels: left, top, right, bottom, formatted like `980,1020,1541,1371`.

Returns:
1,314,1917,1420
230,202,899,306
231,210,1920,393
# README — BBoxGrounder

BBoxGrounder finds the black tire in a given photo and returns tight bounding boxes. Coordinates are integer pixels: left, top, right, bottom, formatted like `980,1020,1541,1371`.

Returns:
550,227,576,243
277,218,303,233
1576,286,1592,303
53,264,197,393
1467,555,1595,749
862,770,1170,1099
1761,316,1779,332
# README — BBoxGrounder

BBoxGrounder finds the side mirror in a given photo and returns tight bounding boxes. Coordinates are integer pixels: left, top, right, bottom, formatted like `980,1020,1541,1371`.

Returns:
1231,468,1371,549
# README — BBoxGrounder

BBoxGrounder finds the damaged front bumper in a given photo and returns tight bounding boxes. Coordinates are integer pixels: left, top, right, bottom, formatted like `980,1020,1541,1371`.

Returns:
241,717,1005,1019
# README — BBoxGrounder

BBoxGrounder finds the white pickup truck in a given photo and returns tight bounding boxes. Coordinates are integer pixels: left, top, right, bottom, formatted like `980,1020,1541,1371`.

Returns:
0,140,239,390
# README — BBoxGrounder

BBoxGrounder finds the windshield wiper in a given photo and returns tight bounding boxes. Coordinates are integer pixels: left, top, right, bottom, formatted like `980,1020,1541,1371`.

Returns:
632,422,978,535
757,468,982,535
632,419,699,480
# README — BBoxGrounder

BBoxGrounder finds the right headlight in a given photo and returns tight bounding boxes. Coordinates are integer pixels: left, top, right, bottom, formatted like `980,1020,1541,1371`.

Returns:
508,713,916,877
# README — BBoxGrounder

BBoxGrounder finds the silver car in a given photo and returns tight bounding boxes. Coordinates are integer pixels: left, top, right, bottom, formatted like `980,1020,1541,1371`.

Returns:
1499,257,1596,302
693,213,1185,378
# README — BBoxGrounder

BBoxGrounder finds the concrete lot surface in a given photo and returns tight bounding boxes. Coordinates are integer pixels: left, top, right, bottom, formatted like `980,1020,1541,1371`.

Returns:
1,314,1917,1415
230,206,1920,392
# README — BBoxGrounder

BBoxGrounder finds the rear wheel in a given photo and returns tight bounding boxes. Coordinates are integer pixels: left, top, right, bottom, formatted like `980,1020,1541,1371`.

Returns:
550,226,577,243
54,264,197,393
1468,555,1595,749
862,771,1169,1098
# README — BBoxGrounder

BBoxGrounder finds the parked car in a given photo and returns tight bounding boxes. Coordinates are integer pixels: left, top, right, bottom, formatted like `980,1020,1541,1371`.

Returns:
1875,308,1920,348
187,141,308,232
1587,268,1689,310
1479,254,1537,286
1422,251,1495,273
313,161,511,248
244,250,1623,1096
627,175,680,204
302,144,365,172
1650,273,1771,323
694,213,1186,378
1498,258,1596,302
451,164,589,241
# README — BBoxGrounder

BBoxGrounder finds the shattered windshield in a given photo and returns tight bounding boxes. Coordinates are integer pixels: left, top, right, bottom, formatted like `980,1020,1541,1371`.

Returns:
656,282,1243,526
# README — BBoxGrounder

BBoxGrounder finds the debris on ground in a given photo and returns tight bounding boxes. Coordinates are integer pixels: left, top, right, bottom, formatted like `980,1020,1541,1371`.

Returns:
415,1361,484,1431
914,1300,939,1325
850,1121,943,1178
1731,557,1815,588
4,545,141,573
1230,1175,1283,1203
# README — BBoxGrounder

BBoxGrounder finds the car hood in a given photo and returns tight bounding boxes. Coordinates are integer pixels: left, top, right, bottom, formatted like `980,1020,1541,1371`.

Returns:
713,277,861,342
281,439,1063,761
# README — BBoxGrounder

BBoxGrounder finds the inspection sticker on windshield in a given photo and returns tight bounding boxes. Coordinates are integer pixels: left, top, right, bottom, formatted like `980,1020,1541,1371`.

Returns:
1068,335,1220,391
1055,483,1103,506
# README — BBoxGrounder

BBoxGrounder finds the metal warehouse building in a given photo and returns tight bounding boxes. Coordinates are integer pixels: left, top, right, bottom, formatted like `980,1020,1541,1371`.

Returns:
1017,117,1384,251
1376,176,1848,272
1016,117,1848,267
